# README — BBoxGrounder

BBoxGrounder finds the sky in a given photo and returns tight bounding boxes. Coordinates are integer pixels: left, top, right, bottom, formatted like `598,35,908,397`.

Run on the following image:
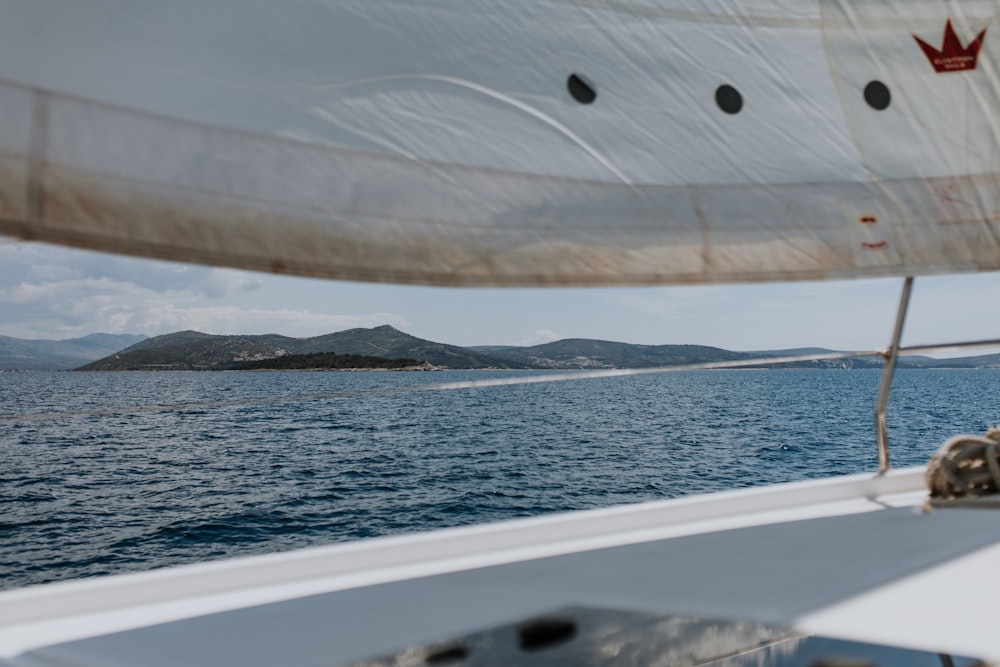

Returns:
2,236,1000,354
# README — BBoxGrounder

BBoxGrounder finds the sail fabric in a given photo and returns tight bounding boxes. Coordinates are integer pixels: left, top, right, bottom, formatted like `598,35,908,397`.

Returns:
0,0,999,286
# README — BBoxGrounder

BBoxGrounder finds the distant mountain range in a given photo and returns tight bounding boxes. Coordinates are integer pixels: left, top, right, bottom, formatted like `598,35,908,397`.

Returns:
3,327,999,371
77,326,513,371
0,333,147,370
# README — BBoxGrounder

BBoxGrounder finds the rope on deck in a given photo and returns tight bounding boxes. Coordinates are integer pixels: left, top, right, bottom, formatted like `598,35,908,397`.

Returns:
926,427,1000,499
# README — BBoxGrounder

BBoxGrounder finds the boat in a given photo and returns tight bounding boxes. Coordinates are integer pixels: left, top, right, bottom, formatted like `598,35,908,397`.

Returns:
1,1,1000,665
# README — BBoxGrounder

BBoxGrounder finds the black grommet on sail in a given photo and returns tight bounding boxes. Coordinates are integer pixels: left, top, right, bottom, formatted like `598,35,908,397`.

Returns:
567,74,597,104
864,80,891,110
715,84,743,114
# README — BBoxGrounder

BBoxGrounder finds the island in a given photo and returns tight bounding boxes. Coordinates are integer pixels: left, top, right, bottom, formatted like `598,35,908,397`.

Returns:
233,352,437,371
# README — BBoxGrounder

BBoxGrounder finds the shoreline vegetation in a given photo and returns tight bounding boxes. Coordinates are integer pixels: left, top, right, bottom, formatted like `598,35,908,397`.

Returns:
232,352,439,372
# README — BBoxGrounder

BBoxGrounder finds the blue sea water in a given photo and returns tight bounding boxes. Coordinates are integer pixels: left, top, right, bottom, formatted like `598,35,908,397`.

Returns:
2,368,999,591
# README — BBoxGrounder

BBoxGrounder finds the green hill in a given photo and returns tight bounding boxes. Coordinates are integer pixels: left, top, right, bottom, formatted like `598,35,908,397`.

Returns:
484,338,749,369
72,326,1000,372
292,325,512,369
76,335,296,371
0,333,146,370
77,326,512,371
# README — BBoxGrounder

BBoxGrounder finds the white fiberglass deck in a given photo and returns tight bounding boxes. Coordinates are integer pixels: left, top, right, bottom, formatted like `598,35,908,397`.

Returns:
1,467,999,666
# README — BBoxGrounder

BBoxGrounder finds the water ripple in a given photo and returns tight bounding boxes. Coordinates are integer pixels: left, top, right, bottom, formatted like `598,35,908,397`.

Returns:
2,368,999,590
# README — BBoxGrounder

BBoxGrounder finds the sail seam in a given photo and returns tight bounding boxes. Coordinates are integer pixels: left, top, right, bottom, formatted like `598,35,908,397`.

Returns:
26,91,49,239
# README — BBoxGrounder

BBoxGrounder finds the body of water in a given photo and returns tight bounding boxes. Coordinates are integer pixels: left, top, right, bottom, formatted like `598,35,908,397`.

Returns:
2,368,999,591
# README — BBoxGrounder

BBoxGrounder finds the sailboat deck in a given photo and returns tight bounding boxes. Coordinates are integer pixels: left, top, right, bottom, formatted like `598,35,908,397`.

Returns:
1,466,998,666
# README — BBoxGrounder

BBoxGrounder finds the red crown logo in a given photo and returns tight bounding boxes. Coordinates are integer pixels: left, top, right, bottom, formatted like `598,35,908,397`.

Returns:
914,20,987,73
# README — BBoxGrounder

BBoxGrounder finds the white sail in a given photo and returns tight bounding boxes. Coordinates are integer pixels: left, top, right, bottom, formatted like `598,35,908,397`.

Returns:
5,3,1000,666
0,0,998,285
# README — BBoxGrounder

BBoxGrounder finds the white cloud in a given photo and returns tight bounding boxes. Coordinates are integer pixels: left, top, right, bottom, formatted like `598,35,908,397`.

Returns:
0,242,264,297
134,305,409,337
613,287,712,321
7,237,1000,352
518,328,564,346
0,241,409,340
199,269,263,299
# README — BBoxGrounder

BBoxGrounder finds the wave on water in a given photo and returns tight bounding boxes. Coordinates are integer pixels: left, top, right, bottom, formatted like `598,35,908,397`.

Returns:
2,368,999,589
